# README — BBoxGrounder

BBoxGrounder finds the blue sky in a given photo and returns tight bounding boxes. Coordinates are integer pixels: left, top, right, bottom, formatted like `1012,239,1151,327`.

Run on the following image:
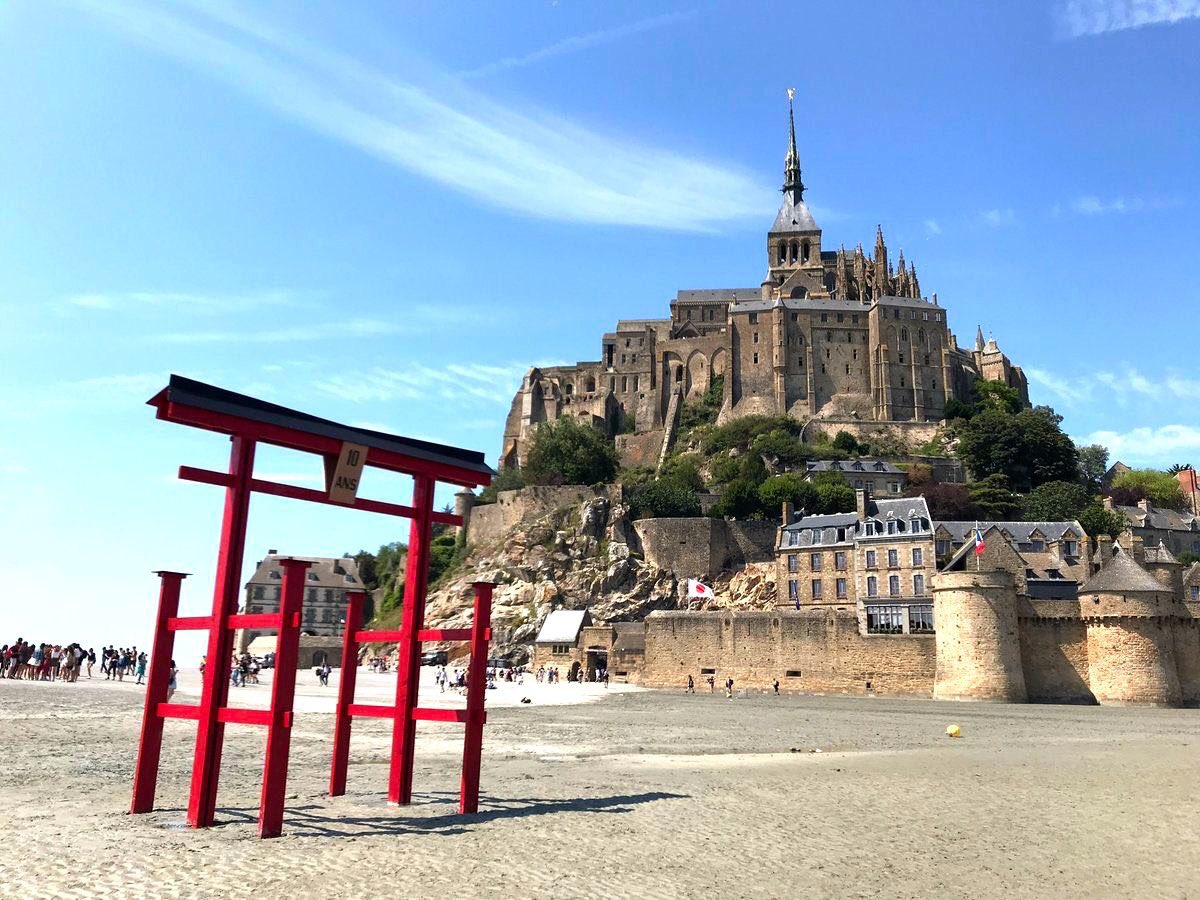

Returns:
1,0,1198,652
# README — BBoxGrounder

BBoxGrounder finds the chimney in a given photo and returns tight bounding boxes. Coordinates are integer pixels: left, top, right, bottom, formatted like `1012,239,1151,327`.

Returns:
1130,534,1146,563
268,548,278,555
781,501,794,526
1137,498,1152,513
1095,534,1113,569
1102,497,1114,511
855,488,868,520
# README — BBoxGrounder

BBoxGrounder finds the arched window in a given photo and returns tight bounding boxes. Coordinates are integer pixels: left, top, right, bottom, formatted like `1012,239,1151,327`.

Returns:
564,382,573,396
790,286,807,299
790,241,799,263
585,376,596,392
801,240,810,263
778,243,786,264
901,328,908,342
675,367,683,383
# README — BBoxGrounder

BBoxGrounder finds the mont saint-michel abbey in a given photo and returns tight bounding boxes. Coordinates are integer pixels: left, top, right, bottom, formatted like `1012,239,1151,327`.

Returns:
502,103,1029,468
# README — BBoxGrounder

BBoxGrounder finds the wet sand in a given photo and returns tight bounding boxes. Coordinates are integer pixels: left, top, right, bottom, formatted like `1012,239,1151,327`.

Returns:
1,670,1198,898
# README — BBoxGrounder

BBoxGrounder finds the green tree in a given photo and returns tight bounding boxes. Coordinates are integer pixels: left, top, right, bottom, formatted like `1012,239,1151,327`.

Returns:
1110,469,1187,511
814,481,856,515
832,430,861,454
679,375,724,430
956,406,1078,493
1077,503,1127,540
1022,480,1092,522
1177,551,1200,567
627,477,702,519
658,453,706,492
711,477,766,519
757,474,819,514
523,417,619,486
1076,443,1109,491
967,474,1021,519
973,379,1023,414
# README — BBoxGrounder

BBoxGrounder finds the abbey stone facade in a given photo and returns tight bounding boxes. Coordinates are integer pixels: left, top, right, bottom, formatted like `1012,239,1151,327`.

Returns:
501,102,1028,469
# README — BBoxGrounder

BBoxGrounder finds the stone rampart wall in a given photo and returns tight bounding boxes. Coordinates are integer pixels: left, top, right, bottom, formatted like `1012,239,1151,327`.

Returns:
615,430,665,469
807,419,941,448
634,518,777,578
641,609,936,695
1017,618,1093,703
468,485,616,547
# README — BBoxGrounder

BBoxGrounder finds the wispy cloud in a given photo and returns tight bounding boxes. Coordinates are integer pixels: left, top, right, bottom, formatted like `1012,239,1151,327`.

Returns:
1076,424,1200,463
981,208,1016,227
458,10,697,79
314,360,564,406
923,218,942,237
66,288,297,315
1029,365,1200,409
149,305,481,345
1067,194,1181,215
74,0,771,231
1055,0,1200,38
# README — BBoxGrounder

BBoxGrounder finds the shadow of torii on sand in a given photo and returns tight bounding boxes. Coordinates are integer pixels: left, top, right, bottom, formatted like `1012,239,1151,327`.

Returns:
159,790,688,838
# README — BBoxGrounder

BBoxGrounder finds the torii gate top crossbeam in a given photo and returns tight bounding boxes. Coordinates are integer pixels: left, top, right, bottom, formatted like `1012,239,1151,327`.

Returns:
148,374,494,489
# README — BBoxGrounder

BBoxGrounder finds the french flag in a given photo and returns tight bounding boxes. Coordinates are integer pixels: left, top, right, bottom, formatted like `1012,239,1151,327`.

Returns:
974,526,986,556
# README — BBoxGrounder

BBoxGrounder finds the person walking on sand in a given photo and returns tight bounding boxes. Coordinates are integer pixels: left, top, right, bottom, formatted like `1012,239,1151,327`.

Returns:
686,674,695,694
725,677,734,700
773,678,780,695
166,659,178,702
136,652,148,685
707,674,715,693
86,648,95,679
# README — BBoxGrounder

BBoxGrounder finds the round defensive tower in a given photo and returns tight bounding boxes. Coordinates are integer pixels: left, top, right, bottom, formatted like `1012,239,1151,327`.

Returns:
1080,551,1182,708
932,570,1027,702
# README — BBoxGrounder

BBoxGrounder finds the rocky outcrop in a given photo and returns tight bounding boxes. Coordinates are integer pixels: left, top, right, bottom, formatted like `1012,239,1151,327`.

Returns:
421,496,777,661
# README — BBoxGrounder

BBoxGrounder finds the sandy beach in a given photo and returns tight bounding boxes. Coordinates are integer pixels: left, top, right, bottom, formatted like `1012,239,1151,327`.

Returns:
1,669,1198,899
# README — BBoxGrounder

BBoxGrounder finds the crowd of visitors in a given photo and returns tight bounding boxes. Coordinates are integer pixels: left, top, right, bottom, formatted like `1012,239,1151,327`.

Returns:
1,641,175,696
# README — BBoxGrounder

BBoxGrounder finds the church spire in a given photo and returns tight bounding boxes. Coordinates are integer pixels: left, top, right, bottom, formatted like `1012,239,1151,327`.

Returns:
783,88,804,203
975,326,985,352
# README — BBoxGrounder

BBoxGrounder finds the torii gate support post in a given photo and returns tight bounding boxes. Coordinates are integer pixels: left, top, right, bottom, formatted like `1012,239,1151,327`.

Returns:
460,581,493,814
328,590,366,797
389,474,436,805
258,558,310,838
130,571,188,814
188,435,256,828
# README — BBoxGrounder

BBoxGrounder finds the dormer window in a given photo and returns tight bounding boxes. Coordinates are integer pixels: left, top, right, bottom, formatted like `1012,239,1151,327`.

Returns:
269,571,281,580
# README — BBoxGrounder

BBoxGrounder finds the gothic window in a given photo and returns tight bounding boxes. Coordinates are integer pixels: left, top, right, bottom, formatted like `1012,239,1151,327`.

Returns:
586,376,596,392
778,243,786,264
564,382,573,396
801,240,810,263
901,328,908,342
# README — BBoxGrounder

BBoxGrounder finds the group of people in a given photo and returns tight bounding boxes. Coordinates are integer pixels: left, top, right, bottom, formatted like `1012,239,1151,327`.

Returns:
3,640,176,699
533,665,609,686
3,641,94,681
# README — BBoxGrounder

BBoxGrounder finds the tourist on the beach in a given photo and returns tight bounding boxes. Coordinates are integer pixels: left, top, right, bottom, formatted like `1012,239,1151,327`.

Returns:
707,675,715,693
773,679,780,695
167,659,178,702
725,677,734,700
686,674,695,694
136,652,148,685
86,648,95,679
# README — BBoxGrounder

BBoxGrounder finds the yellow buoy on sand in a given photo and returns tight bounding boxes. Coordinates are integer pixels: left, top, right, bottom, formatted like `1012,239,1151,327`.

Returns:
946,724,962,738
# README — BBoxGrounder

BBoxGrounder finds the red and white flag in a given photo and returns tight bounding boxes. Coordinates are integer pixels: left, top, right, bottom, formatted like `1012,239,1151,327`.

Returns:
687,579,712,599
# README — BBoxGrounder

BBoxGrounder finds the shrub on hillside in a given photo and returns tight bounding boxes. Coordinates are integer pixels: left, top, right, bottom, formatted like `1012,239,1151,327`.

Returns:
523,417,619,486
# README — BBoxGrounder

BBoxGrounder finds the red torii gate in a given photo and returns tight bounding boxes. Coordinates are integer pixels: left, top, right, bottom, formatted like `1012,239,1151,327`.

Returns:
129,375,494,838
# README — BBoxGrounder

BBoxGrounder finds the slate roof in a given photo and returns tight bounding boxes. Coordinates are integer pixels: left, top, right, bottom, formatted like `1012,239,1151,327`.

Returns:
1144,541,1181,565
1079,549,1165,594
245,555,365,590
534,609,590,644
807,459,904,475
936,521,1082,544
770,195,819,233
1112,504,1200,531
675,289,762,302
